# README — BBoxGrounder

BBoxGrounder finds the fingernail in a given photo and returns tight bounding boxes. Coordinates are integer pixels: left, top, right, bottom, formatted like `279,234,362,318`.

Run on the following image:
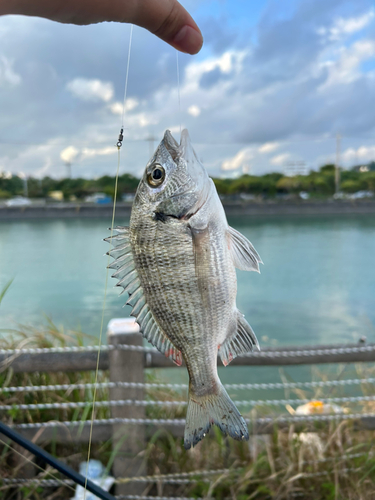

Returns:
173,25,203,55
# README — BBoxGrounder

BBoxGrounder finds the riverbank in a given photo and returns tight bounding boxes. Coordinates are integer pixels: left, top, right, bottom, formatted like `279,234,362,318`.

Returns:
1,199,375,219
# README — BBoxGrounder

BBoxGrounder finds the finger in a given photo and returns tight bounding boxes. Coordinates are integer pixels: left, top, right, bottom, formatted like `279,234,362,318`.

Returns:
127,0,203,55
0,0,203,54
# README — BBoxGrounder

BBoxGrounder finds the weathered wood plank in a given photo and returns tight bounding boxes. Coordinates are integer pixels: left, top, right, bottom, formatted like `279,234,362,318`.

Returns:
146,343,375,368
1,343,374,372
0,351,109,373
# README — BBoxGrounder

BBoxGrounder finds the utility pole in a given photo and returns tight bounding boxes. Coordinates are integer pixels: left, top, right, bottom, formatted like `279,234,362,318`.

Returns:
65,162,72,178
146,135,157,158
19,172,28,197
335,133,341,195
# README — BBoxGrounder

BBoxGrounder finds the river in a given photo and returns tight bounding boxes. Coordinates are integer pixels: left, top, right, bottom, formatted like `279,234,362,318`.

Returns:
1,215,374,391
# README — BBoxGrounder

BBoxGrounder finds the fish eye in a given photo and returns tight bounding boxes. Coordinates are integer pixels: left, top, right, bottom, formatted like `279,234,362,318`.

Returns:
147,164,165,187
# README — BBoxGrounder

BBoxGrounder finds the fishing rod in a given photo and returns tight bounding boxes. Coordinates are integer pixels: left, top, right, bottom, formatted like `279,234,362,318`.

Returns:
0,421,116,500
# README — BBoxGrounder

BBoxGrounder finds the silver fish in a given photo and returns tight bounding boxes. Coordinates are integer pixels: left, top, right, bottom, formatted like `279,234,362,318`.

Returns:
106,130,262,449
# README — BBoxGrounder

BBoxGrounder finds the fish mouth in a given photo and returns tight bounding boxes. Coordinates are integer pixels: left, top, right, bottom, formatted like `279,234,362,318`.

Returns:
155,199,205,222
155,186,208,221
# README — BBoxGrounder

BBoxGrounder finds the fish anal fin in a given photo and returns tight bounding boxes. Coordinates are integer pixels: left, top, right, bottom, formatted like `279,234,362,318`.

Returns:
219,310,259,366
227,226,262,273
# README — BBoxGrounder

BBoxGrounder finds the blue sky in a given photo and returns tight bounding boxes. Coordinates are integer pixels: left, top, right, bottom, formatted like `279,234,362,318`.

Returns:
0,0,375,180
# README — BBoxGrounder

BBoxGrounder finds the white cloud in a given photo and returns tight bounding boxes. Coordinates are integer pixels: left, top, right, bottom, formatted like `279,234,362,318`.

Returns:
258,142,279,154
183,50,247,93
109,102,123,115
357,145,375,160
0,56,21,87
130,112,156,128
221,147,254,171
320,40,375,89
60,145,116,163
342,145,375,164
60,146,79,163
326,8,375,41
124,98,139,112
66,78,114,102
270,153,290,165
81,146,116,160
188,105,201,117
109,98,139,115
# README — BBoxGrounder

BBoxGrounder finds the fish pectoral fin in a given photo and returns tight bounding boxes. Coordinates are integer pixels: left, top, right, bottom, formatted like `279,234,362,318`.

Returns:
219,310,260,366
227,226,262,272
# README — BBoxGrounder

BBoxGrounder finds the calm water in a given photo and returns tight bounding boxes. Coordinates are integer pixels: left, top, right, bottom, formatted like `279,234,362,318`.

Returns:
1,215,375,390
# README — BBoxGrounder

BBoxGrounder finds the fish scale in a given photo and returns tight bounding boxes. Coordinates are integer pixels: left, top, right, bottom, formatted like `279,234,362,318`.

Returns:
106,129,262,449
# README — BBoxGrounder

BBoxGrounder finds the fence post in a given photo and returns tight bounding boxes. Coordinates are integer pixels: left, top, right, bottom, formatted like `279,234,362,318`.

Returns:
107,318,146,496
12,445,36,479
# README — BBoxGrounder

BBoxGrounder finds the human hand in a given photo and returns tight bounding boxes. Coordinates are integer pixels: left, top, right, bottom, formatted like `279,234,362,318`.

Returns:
0,0,203,54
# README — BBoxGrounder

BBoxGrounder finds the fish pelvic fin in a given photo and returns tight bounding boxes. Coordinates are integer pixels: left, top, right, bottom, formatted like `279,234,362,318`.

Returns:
184,383,249,450
219,310,260,366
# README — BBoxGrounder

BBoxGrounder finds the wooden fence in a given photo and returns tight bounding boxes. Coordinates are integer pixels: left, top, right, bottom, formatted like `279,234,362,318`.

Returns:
1,317,375,495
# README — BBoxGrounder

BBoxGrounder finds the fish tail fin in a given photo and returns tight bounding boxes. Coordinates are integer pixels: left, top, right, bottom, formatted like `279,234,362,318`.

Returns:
184,383,249,449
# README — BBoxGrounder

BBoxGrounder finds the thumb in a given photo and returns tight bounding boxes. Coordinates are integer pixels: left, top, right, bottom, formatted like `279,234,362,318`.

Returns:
128,0,203,54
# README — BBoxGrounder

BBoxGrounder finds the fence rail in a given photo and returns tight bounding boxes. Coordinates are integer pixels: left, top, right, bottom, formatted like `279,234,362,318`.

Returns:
2,342,375,372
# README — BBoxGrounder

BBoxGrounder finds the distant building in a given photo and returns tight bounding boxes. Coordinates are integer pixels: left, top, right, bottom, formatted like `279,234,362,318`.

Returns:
85,193,112,204
48,191,64,201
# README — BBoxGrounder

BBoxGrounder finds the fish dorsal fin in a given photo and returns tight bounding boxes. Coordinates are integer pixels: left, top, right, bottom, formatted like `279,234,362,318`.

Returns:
227,226,262,273
219,310,259,366
105,227,182,366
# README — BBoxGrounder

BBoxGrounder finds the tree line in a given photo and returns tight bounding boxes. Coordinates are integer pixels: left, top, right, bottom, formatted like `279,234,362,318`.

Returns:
1,163,374,200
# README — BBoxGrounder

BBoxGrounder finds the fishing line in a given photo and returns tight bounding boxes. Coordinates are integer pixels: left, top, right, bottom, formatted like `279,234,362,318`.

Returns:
176,50,182,136
84,25,134,499
120,24,134,133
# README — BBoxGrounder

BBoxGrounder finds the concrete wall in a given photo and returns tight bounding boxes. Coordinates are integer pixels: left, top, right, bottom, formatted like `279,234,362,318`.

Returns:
1,200,375,220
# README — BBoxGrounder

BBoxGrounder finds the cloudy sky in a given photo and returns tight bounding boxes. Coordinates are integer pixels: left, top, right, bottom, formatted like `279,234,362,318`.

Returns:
0,0,375,179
